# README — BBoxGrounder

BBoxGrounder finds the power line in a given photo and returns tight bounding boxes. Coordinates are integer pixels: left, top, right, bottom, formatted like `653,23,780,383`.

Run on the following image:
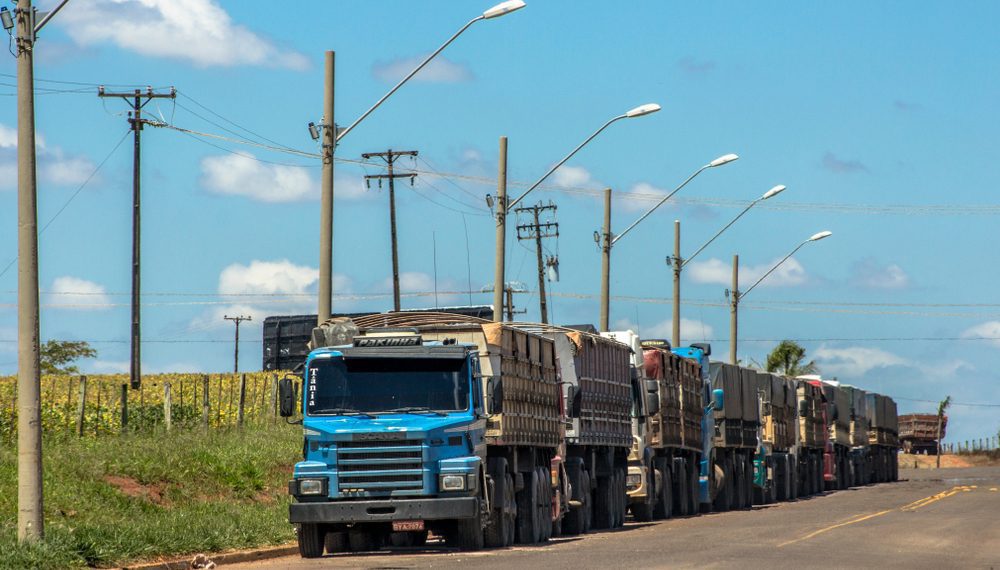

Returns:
892,396,1000,408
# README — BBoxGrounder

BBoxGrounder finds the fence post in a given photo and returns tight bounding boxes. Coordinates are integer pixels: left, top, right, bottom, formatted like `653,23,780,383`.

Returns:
237,373,247,428
270,374,278,422
120,384,128,433
164,381,172,432
202,375,210,431
76,375,87,437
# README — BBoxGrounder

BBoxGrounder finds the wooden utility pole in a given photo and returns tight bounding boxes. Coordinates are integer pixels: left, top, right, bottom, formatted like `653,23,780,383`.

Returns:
223,315,252,373
493,136,508,322
515,202,559,324
98,85,176,390
728,255,740,365
318,51,335,325
362,149,418,311
599,188,612,331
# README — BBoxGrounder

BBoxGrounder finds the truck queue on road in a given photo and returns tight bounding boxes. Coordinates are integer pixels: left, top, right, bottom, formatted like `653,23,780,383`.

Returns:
278,312,900,558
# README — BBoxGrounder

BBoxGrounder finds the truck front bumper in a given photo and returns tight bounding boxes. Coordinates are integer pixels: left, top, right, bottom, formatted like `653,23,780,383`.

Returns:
289,497,479,524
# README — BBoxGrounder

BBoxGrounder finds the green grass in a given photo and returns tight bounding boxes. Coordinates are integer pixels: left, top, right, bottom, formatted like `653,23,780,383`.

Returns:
0,424,302,569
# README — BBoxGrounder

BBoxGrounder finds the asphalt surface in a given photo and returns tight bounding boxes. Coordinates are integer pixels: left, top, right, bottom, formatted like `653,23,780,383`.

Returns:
228,466,1000,569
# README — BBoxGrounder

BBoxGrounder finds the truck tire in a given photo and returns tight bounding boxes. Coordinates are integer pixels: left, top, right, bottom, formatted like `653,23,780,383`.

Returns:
348,529,379,552
592,474,615,530
297,523,324,559
451,505,485,550
516,469,541,544
631,463,654,522
735,456,747,509
713,456,731,512
536,466,552,541
675,459,690,516
653,459,673,520
485,463,515,547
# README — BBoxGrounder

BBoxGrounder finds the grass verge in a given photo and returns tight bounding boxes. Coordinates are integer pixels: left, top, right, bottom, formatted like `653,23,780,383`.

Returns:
0,424,301,569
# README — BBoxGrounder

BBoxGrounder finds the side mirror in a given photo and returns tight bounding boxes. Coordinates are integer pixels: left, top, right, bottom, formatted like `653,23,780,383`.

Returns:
487,377,503,414
279,378,296,417
567,385,581,418
712,388,724,411
798,399,809,417
645,392,660,416
831,403,839,422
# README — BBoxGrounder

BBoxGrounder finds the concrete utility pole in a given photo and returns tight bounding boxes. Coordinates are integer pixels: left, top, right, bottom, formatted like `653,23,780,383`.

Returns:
728,255,739,365
223,315,252,373
15,0,42,543
318,51,334,325
362,149,418,312
98,86,176,390
515,202,558,324
599,188,612,331
14,0,71,543
492,136,507,322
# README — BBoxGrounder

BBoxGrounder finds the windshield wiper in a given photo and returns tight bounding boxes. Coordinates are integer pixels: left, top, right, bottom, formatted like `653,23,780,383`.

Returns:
380,406,447,416
310,407,375,418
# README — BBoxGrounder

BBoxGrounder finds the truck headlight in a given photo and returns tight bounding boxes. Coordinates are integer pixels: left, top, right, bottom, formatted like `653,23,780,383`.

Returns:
626,473,642,490
439,474,466,491
297,478,326,496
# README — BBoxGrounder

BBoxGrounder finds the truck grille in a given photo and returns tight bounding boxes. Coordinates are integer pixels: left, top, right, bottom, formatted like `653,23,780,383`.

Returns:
336,439,424,493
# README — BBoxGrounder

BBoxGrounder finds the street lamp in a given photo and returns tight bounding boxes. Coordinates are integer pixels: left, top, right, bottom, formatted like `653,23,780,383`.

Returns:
492,102,661,321
596,153,739,331
668,184,785,346
318,0,525,323
728,230,833,364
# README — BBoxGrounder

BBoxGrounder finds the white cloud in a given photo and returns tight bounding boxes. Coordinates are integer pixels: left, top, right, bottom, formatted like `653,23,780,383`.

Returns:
372,55,473,83
687,257,808,288
0,123,95,190
962,321,1000,348
613,317,714,344
200,153,369,202
851,258,910,289
620,182,672,213
813,346,910,378
59,0,308,70
379,271,435,293
44,276,111,310
551,165,596,188
219,259,319,296
87,360,130,374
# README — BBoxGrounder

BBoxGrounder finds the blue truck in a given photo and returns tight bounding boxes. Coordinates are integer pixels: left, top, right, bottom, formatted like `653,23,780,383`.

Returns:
280,317,564,557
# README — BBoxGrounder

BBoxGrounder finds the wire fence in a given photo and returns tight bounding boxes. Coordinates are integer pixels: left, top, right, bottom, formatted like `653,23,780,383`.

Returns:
0,372,302,440
943,437,1000,454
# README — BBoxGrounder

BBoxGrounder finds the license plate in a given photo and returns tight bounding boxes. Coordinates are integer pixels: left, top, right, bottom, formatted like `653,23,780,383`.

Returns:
392,520,424,532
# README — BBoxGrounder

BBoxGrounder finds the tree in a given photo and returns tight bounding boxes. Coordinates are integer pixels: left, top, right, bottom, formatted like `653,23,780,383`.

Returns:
40,340,97,375
936,395,951,468
765,340,818,376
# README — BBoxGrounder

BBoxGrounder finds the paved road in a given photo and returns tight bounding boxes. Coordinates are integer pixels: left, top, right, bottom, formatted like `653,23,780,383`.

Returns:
230,466,1000,569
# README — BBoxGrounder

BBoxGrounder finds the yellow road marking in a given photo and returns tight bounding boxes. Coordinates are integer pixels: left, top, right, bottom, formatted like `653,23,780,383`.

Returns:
780,485,981,547
778,510,894,547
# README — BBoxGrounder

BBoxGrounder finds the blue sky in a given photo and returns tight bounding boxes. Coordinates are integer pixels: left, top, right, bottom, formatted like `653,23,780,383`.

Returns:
0,1,998,444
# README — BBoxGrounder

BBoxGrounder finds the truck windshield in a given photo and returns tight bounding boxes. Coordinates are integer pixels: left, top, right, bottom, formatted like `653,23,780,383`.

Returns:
306,357,470,415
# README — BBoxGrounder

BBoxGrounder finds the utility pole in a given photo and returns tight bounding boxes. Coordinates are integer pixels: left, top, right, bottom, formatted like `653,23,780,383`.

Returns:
318,51,335,325
14,0,41,544
98,85,176,390
515,202,558,324
493,136,507,322
223,315,252,373
13,0,71,543
727,254,740,365
503,283,528,321
362,149,418,312
599,188,612,331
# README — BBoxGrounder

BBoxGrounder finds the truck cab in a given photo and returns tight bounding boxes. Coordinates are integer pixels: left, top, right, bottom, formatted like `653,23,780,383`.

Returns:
281,330,489,557
669,343,716,510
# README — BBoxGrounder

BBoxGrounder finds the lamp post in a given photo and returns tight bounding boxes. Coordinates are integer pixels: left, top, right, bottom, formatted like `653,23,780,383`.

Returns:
728,230,832,364
669,184,785,346
597,153,739,331
317,0,526,324
493,102,661,321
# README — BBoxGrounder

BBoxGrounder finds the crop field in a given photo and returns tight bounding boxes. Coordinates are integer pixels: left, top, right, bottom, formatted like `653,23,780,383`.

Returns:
0,372,302,440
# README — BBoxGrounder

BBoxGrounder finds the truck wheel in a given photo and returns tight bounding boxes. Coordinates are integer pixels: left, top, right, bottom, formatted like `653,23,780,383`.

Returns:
592,474,615,530
451,506,485,550
485,464,514,547
712,456,730,512
688,461,700,515
735,457,747,509
653,459,673,519
790,460,798,500
515,469,541,544
562,469,588,535
325,530,347,553
297,524,324,558
675,459,690,516
536,466,552,541
583,471,593,533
